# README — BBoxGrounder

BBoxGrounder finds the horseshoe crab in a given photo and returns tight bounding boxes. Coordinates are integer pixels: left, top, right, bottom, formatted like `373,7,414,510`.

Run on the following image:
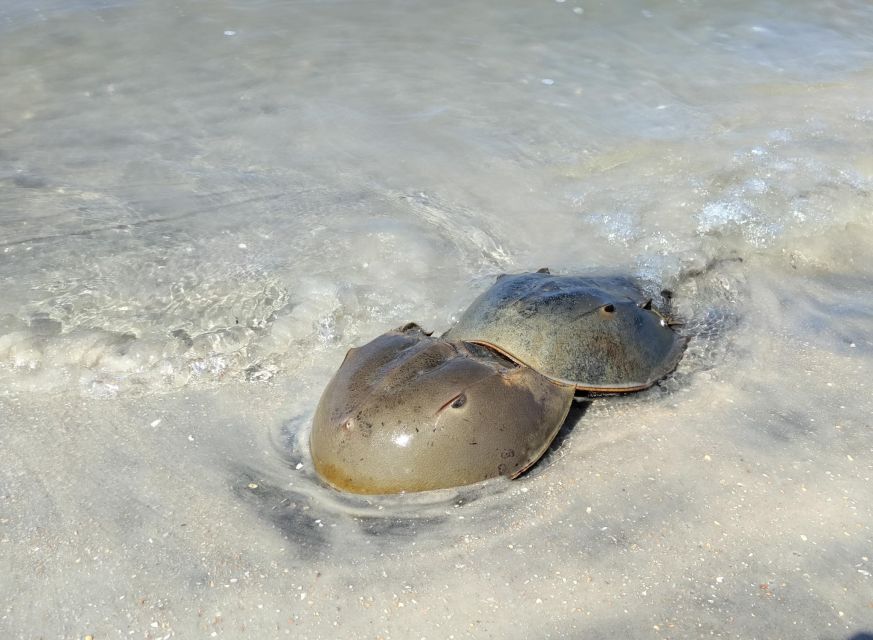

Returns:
444,270,687,393
310,323,575,494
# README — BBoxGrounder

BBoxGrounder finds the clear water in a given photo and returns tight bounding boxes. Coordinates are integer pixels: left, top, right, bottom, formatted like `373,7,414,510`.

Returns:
2,1,873,637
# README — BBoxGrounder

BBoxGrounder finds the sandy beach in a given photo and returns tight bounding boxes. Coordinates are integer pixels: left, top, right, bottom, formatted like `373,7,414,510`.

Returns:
2,1,873,637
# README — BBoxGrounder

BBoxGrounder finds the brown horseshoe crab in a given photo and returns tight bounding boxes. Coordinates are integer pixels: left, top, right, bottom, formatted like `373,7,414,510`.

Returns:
310,323,575,494
444,270,687,393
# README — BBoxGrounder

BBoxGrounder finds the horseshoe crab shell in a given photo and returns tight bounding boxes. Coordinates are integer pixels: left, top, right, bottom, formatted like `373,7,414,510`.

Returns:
310,323,575,494
444,271,687,393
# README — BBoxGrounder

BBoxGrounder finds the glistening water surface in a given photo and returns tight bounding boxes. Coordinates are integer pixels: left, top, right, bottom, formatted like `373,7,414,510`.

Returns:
2,1,873,638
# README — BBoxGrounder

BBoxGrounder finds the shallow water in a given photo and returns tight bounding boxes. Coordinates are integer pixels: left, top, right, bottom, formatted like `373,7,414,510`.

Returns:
2,0,873,637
